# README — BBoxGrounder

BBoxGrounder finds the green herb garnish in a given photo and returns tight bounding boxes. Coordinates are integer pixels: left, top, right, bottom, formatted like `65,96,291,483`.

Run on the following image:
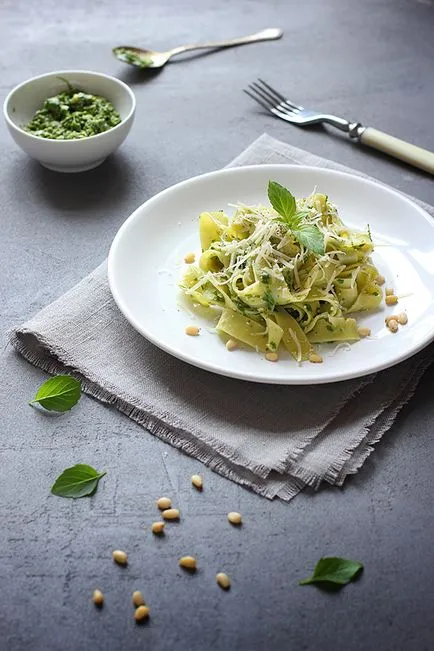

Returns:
268,181,325,256
51,464,106,499
29,375,81,412
299,557,363,588
268,180,296,220
263,288,276,311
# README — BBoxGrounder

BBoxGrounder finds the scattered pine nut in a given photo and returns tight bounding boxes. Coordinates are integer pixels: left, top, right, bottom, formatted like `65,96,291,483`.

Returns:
309,352,323,364
162,508,180,521
385,295,398,306
151,521,165,535
375,275,385,286
185,325,200,336
179,556,197,570
132,591,145,607
156,497,172,510
265,352,279,362
112,550,128,565
184,252,195,264
385,287,394,296
385,314,399,324
92,589,104,606
134,605,150,622
226,338,238,351
397,312,408,325
357,327,371,338
387,319,399,333
227,512,242,525
216,573,231,590
191,474,203,490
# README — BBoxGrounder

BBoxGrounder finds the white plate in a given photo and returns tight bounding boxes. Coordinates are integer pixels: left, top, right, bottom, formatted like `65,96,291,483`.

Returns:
108,165,434,384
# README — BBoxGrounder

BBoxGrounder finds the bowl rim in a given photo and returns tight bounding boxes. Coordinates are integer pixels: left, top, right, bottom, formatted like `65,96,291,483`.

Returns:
3,69,136,144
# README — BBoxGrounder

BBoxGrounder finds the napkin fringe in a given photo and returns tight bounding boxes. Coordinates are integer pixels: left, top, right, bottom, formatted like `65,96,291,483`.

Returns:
8,328,291,495
333,358,431,486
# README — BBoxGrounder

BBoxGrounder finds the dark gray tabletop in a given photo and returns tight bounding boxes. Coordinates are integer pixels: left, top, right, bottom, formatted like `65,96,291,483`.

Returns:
1,1,434,650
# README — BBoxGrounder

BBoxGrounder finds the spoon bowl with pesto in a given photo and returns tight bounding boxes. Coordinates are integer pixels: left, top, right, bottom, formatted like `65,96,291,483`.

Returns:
4,70,135,172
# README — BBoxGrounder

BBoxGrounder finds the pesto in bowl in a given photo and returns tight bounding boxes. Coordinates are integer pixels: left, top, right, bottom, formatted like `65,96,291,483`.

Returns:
24,82,121,140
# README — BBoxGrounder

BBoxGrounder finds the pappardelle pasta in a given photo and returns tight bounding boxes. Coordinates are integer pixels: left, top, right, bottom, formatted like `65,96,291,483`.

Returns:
179,181,383,363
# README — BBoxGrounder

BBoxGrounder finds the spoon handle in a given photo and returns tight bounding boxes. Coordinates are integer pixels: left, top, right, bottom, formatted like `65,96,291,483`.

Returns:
168,28,283,57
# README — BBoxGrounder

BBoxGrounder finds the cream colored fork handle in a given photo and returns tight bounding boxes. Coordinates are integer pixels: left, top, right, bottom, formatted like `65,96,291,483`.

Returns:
360,127,434,175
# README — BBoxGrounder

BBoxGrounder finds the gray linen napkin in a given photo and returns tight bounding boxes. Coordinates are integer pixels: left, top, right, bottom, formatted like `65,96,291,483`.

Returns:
9,134,434,501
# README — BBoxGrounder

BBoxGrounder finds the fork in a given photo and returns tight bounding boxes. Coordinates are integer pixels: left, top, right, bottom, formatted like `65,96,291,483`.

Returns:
244,79,434,175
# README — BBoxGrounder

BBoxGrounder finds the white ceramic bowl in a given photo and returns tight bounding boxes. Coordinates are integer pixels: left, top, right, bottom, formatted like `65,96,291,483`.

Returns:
3,70,136,173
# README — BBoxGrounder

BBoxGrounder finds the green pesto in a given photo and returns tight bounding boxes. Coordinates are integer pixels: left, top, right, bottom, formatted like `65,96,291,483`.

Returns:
24,84,121,140
114,47,153,69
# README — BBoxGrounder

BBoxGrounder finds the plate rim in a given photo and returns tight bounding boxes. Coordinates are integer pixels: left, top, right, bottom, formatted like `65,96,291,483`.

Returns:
108,164,434,385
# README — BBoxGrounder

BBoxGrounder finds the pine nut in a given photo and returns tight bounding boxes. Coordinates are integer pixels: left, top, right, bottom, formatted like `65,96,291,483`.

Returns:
397,312,408,325
309,352,323,363
357,327,371,337
385,314,399,324
132,590,145,607
385,295,398,306
226,338,238,351
179,556,197,570
227,512,242,525
151,521,165,535
185,325,200,336
385,287,394,296
184,252,195,264
375,275,385,286
387,319,399,333
162,508,180,521
134,605,150,622
156,497,172,510
265,352,279,362
92,589,104,606
191,474,203,490
216,573,231,590
112,550,128,565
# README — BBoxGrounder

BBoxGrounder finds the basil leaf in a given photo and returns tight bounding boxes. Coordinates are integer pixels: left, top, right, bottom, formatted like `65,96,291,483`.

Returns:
299,557,363,587
268,181,296,223
292,224,325,256
29,375,81,412
51,464,106,498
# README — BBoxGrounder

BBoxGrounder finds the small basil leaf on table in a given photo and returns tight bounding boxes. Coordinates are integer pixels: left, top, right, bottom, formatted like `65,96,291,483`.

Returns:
29,375,81,412
299,557,363,587
51,464,107,498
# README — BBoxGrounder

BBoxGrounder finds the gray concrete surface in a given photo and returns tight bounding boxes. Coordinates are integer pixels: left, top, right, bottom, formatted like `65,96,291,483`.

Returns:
1,0,434,650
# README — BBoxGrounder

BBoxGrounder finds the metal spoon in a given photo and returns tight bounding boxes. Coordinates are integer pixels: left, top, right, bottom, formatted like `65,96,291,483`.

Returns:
113,28,283,69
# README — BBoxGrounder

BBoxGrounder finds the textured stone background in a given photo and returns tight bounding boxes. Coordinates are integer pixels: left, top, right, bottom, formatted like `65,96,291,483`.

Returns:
1,0,434,649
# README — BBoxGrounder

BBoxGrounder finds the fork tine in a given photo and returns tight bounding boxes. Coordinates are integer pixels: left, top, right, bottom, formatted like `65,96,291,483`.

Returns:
247,83,285,111
243,88,274,113
256,78,304,111
249,84,276,111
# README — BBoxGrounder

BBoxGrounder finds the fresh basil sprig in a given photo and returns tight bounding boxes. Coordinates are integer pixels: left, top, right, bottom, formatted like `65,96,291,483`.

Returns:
299,556,363,587
51,464,106,498
268,180,325,255
29,375,81,412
